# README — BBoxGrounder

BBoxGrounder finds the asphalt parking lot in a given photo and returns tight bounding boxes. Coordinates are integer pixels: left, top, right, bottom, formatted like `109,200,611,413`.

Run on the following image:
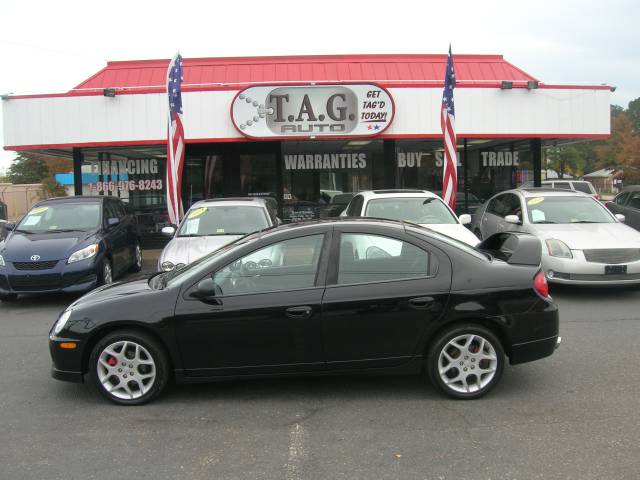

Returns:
1,257,639,480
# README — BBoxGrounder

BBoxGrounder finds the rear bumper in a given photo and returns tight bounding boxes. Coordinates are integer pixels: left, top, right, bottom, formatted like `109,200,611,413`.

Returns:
510,335,560,365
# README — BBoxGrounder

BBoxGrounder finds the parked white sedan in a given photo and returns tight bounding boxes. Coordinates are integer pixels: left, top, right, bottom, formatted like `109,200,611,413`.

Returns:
472,188,640,285
340,189,480,246
158,198,277,271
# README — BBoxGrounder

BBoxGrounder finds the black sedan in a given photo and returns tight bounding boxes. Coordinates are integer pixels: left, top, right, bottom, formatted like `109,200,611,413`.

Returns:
49,219,559,405
0,196,142,301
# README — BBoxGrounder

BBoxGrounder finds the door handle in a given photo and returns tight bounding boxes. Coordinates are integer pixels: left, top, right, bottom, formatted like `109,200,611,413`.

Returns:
285,306,313,319
408,297,435,310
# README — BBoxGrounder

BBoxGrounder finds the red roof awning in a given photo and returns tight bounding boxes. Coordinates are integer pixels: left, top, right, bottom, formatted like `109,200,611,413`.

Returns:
73,54,539,94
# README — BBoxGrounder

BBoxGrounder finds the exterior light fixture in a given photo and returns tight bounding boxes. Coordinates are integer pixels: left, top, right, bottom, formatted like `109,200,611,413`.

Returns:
1,93,13,100
527,80,539,90
500,81,513,90
103,88,116,97
610,86,617,92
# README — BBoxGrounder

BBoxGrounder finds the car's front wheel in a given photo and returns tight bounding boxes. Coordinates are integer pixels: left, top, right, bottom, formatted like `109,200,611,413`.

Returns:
100,259,113,285
130,243,143,272
427,324,504,399
88,330,169,405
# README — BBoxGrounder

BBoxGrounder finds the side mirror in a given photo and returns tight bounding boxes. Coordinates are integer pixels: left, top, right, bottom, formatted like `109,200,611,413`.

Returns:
190,277,217,299
458,214,472,225
161,225,177,236
505,214,522,225
4,222,15,231
107,217,120,228
615,213,626,223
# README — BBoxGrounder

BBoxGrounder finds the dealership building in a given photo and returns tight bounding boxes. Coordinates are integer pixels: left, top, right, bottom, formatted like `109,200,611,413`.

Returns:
1,54,611,245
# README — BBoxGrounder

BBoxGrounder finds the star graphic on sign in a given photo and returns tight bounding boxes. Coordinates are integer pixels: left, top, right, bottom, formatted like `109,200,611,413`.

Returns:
373,124,380,130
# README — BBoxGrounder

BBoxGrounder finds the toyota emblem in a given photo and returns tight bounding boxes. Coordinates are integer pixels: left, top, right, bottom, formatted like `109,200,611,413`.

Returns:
30,255,41,261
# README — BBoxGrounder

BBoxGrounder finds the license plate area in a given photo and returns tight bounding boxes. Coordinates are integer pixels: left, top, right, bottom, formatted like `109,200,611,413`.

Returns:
605,265,627,275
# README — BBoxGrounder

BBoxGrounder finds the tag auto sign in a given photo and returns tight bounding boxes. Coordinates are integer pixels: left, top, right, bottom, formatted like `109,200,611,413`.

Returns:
231,84,394,139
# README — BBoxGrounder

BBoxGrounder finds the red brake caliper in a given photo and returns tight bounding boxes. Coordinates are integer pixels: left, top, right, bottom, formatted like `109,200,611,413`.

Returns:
107,356,117,366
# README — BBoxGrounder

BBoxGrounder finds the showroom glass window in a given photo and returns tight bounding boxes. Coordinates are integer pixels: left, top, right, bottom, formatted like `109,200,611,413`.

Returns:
281,140,383,222
81,146,167,237
394,140,462,192
465,140,533,203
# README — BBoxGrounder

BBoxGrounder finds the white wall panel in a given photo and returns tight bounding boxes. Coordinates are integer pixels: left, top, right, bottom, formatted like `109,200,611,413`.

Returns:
2,86,610,149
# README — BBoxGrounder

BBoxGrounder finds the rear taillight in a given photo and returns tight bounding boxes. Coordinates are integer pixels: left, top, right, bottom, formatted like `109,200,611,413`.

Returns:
533,271,549,298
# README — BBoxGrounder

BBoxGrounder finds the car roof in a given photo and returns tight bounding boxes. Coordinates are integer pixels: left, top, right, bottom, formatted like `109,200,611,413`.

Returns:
620,185,640,192
515,187,591,198
357,189,439,200
189,197,269,208
36,196,107,204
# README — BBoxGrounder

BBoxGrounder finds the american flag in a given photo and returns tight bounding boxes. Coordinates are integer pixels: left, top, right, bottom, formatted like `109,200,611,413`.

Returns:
166,53,185,225
441,45,458,210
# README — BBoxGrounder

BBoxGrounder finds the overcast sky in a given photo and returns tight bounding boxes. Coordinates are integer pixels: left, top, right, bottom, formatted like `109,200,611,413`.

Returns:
1,0,638,173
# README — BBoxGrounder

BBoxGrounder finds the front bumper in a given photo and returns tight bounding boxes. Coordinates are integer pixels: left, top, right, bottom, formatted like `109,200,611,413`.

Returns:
49,335,84,383
543,253,640,286
0,257,100,295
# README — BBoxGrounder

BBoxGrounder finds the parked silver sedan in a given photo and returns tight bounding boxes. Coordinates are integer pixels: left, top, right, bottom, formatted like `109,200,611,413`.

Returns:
158,198,277,271
471,188,640,286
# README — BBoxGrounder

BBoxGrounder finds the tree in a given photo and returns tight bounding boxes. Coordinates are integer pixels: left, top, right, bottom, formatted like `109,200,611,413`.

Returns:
545,143,591,178
627,97,640,134
6,153,49,184
594,112,640,174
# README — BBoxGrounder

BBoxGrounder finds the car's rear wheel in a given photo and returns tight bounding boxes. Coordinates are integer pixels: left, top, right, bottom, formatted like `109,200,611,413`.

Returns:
427,324,504,399
130,243,143,272
88,330,169,405
100,259,113,285
0,293,18,302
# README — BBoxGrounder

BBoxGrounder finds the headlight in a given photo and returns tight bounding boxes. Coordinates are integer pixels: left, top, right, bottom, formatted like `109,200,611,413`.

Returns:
0,254,4,267
161,261,175,271
53,310,72,335
545,239,573,259
67,244,99,264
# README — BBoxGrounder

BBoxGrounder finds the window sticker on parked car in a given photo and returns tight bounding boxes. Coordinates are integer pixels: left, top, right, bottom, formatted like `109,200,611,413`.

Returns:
531,209,546,222
188,207,207,219
29,206,49,215
216,228,225,233
528,197,544,206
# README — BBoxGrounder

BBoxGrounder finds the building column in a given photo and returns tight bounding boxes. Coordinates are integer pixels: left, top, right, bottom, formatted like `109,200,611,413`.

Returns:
72,148,83,196
531,139,542,187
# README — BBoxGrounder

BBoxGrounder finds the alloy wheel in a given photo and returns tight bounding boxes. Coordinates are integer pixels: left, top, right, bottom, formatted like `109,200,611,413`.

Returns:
437,334,498,394
103,262,113,284
97,340,156,400
135,245,143,269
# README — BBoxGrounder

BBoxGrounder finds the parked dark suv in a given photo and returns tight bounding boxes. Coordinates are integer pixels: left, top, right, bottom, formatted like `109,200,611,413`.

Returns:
0,196,142,301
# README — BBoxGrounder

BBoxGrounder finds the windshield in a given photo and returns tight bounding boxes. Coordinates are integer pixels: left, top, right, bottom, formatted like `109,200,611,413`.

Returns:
365,197,458,224
16,203,100,233
177,205,269,237
526,196,614,224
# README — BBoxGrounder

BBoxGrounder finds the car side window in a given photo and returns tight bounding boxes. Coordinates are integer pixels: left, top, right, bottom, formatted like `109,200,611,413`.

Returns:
615,192,631,205
503,194,523,217
487,195,506,216
627,192,640,210
554,182,571,190
103,202,117,225
113,201,126,219
347,195,363,216
212,234,325,296
572,182,592,194
337,233,431,285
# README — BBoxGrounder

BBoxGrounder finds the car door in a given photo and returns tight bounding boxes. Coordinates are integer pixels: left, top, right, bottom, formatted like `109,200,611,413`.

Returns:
320,226,451,369
480,194,506,237
623,191,640,231
172,231,330,377
607,191,629,217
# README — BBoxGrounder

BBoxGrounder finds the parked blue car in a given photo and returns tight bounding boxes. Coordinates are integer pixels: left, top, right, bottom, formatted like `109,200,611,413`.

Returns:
0,196,142,301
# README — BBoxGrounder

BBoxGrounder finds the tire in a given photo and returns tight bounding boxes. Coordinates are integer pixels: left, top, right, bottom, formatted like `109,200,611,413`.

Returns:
99,258,113,286
130,243,143,273
426,324,504,399
88,329,169,405
0,293,18,302
473,228,483,241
